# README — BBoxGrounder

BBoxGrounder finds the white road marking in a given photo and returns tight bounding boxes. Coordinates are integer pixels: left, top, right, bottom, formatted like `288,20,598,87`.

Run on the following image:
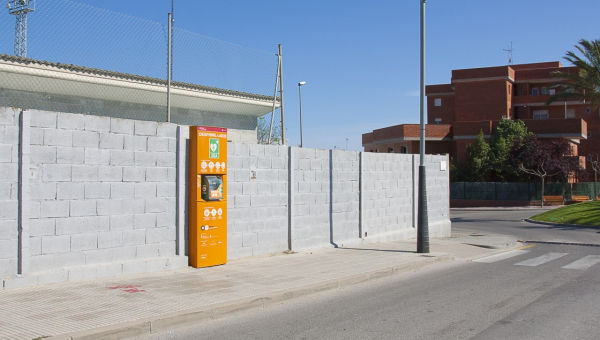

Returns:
514,252,568,267
473,250,530,263
562,255,600,270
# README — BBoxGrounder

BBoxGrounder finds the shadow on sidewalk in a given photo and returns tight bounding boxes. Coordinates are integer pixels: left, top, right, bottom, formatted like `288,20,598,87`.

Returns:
337,247,415,254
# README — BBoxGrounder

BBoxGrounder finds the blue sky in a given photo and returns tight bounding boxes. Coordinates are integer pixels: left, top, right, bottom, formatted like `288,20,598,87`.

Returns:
4,0,599,150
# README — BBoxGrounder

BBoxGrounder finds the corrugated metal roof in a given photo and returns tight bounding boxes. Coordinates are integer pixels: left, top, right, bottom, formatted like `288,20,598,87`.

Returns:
0,53,278,102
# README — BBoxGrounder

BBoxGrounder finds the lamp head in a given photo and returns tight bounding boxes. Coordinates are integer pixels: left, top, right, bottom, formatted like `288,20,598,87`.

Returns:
298,81,306,86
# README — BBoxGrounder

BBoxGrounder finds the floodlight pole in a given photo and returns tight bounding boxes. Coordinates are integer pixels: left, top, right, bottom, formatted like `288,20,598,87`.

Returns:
417,0,430,253
167,12,172,122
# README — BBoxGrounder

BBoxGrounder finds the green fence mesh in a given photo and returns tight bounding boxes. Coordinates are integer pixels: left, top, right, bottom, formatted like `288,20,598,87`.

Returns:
450,182,600,201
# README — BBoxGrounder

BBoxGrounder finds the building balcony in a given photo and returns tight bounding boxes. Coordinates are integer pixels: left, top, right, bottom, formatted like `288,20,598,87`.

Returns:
512,94,553,106
521,118,587,139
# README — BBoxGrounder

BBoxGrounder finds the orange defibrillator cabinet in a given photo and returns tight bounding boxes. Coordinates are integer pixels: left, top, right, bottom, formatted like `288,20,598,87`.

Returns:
189,126,227,268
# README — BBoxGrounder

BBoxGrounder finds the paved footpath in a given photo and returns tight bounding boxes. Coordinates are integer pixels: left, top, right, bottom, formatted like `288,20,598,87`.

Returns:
0,235,517,340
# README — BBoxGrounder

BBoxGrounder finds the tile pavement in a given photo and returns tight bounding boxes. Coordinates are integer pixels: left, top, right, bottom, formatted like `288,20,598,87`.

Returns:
0,237,514,340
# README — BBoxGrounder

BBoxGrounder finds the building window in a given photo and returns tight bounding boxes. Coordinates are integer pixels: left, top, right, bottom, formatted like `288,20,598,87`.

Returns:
567,109,576,118
549,89,556,95
586,107,591,113
532,88,539,96
588,131,592,138
508,84,511,95
434,118,442,124
434,98,442,106
541,87,548,95
388,147,394,153
533,110,549,119
400,146,408,154
588,155,592,161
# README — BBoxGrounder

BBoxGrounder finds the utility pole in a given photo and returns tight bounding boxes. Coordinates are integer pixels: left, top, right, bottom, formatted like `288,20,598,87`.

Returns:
268,51,281,145
278,44,285,145
6,0,35,58
417,0,430,253
167,0,175,123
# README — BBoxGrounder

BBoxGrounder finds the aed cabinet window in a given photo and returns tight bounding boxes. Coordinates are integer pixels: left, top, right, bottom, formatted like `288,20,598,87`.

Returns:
434,98,442,106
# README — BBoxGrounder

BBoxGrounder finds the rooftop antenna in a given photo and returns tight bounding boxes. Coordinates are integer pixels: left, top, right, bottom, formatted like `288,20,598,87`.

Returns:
6,0,35,58
503,42,513,65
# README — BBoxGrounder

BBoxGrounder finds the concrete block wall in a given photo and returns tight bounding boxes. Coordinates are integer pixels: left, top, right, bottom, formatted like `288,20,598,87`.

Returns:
362,152,415,239
227,143,289,259
1,106,450,289
423,154,451,236
0,107,19,279
291,148,332,250
4,109,188,288
330,150,360,245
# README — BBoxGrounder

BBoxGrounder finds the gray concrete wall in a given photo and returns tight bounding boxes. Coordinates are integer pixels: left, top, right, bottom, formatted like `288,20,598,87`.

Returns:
362,152,414,241
0,107,19,279
330,150,360,245
227,143,289,259
4,109,188,289
424,154,451,234
1,108,450,289
291,148,332,250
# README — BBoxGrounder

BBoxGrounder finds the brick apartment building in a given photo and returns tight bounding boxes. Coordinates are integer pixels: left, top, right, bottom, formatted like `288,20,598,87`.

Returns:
363,61,595,172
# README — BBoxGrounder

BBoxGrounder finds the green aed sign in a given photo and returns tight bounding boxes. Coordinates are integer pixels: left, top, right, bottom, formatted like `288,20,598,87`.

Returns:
209,138,219,158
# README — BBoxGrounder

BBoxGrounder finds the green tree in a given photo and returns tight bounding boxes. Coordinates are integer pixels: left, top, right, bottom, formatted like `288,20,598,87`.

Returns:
547,39,600,108
257,115,282,145
489,119,532,181
464,130,491,182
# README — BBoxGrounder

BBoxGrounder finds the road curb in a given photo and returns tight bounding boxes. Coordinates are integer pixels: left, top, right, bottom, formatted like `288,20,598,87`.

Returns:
48,253,453,340
524,218,600,228
464,239,518,250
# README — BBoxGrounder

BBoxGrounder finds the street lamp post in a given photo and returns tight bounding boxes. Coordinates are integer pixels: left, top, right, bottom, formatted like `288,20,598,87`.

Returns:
417,0,430,253
298,81,306,147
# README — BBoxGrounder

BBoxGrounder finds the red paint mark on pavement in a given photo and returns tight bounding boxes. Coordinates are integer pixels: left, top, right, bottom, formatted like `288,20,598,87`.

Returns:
107,285,146,293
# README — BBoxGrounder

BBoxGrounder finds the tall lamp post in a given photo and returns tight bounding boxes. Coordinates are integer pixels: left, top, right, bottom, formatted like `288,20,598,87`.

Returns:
417,0,430,253
298,81,306,147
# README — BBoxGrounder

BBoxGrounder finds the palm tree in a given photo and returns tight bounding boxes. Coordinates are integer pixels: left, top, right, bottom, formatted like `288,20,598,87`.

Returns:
547,39,600,109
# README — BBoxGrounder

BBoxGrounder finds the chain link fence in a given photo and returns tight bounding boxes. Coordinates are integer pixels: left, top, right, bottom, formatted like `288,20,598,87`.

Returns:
0,0,280,142
451,182,600,201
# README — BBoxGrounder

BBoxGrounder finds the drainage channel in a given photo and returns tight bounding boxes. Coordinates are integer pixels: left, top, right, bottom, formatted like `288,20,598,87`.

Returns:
519,240,600,248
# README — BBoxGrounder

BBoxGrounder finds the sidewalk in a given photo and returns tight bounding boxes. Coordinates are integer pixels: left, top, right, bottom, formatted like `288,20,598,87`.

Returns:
0,236,518,340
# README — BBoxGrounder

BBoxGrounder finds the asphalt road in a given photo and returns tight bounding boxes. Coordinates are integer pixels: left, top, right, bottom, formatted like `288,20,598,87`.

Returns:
451,208,600,244
140,209,600,340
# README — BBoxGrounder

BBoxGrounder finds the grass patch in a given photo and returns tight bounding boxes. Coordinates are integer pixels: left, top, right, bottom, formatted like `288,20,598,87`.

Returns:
531,201,600,226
